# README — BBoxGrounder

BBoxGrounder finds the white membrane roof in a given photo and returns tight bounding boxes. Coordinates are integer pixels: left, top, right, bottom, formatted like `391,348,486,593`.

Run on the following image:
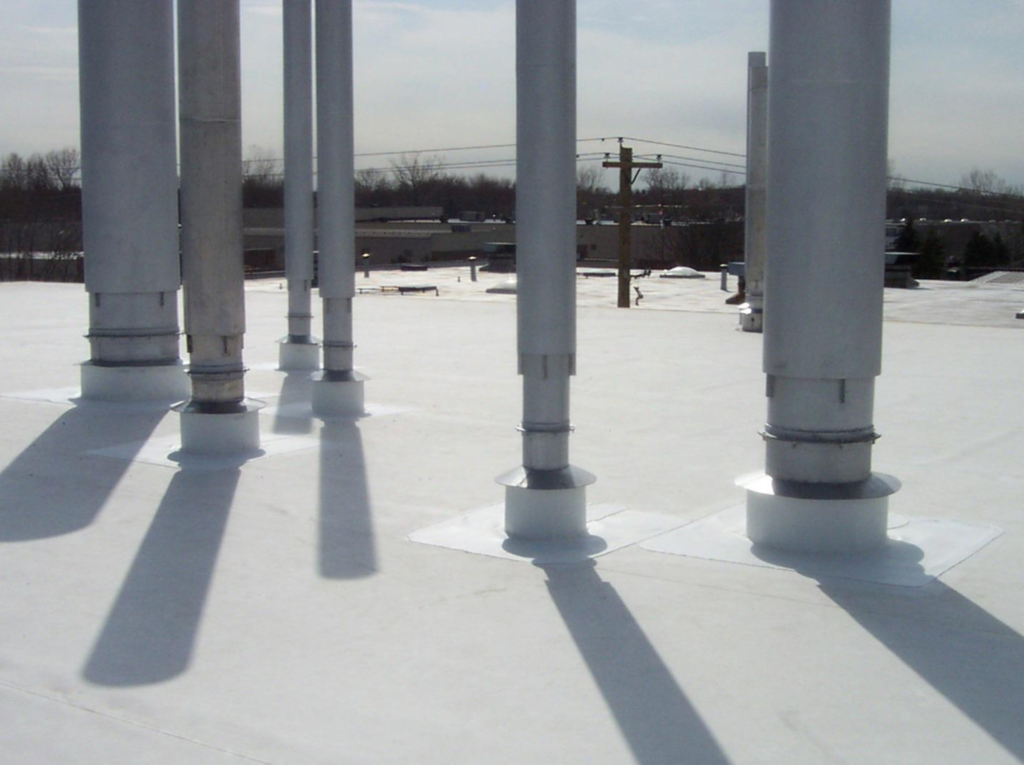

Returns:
1,270,1022,764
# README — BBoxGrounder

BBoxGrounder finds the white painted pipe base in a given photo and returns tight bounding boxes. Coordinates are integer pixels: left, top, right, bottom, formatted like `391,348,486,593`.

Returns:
311,371,366,418
278,336,321,372
497,464,596,541
743,471,899,554
504,485,587,541
739,304,763,333
175,399,263,456
80,361,190,402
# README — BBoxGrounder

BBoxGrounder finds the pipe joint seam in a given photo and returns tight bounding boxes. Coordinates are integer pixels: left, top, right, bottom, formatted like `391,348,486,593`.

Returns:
761,426,879,445
518,353,576,378
188,368,246,381
89,357,182,369
86,328,180,340
518,422,574,435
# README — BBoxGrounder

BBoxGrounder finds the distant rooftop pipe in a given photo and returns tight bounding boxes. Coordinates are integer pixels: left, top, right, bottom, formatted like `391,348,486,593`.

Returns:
745,0,899,552
739,51,767,333
311,0,366,417
498,0,594,540
77,0,188,401
279,0,320,372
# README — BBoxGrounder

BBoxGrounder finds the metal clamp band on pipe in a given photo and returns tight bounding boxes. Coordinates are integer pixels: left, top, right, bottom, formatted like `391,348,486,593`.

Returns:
518,353,576,378
762,426,879,445
518,423,574,434
188,368,246,381
89,359,182,369
86,328,180,339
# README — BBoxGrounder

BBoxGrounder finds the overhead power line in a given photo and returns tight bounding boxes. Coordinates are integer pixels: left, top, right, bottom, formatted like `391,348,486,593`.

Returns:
353,136,611,158
616,136,747,159
634,152,747,171
354,142,515,158
234,134,1022,198
891,176,1024,199
363,158,517,174
243,137,619,166
658,159,745,177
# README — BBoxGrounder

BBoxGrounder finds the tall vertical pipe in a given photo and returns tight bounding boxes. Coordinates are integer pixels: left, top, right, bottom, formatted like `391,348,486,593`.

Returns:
745,0,898,552
739,51,768,333
279,0,319,371
176,0,260,453
498,0,594,541
312,0,365,417
77,0,188,401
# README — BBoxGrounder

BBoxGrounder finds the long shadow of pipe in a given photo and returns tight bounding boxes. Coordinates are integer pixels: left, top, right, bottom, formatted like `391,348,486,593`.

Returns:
82,468,239,686
0,403,166,541
271,372,314,435
543,561,731,765
318,420,376,578
753,544,1024,762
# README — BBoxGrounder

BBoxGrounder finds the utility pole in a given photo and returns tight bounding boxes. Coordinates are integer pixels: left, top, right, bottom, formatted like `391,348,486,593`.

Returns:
604,145,661,308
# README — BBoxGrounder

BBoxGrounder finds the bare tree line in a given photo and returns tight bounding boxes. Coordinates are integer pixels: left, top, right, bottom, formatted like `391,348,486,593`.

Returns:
0,148,83,281
2,142,1022,281
239,144,746,223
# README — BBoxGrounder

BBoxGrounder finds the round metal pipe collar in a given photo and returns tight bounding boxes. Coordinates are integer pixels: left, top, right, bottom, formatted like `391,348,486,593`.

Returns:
762,425,879,445
175,397,263,455
765,438,873,484
278,335,320,372
311,369,366,418
187,367,246,407
521,430,570,472
89,336,181,366
322,342,354,371
498,465,596,542
742,471,899,554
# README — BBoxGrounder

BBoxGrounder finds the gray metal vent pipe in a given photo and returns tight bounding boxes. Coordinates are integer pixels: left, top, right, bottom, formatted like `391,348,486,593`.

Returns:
77,0,188,401
498,0,594,541
279,0,319,371
311,0,365,417
178,0,246,409
746,0,898,553
739,51,768,334
175,0,261,453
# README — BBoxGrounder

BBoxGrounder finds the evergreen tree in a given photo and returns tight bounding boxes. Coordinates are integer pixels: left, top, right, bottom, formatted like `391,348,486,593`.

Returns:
962,231,997,272
914,230,945,279
992,232,1010,266
893,218,920,252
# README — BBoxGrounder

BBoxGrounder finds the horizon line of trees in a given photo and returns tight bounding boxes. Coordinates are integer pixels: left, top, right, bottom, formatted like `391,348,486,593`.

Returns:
4,144,1021,220
3,146,1022,279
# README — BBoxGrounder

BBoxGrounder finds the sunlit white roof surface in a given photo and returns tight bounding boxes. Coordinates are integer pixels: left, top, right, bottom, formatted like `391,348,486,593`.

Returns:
1,270,1022,764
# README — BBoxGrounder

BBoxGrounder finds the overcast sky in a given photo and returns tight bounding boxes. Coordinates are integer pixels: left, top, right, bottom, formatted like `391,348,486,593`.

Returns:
1,0,1021,190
